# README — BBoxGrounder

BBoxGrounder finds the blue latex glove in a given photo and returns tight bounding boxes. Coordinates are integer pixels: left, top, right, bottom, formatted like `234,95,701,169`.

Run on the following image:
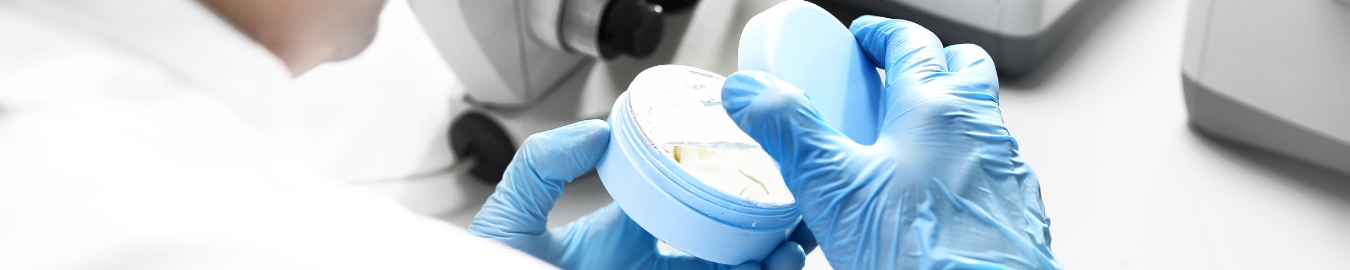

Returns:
469,120,807,270
721,16,1061,269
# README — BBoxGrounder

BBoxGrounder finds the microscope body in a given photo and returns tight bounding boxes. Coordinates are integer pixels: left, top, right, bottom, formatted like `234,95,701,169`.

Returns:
408,0,672,181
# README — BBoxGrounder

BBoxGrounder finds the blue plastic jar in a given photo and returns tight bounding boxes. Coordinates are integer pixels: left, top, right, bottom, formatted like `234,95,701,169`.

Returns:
596,65,801,265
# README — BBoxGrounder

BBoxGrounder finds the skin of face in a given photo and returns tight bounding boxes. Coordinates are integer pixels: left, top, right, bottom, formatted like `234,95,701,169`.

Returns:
199,0,389,75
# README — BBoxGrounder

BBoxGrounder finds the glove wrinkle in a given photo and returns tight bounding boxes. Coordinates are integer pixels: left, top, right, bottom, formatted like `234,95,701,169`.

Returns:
723,15,1060,269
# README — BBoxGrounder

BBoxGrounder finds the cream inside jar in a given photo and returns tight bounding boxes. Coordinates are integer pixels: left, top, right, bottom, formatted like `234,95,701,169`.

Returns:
628,68,793,205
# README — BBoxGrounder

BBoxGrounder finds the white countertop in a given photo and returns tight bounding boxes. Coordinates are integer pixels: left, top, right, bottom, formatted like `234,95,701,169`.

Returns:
301,0,1350,268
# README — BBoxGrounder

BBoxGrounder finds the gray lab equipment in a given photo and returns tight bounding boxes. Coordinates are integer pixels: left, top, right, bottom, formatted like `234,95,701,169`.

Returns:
1182,0,1350,176
807,0,1091,77
409,0,677,182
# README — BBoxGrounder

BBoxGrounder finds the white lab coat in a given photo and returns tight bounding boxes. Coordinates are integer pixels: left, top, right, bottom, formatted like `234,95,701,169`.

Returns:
0,0,549,269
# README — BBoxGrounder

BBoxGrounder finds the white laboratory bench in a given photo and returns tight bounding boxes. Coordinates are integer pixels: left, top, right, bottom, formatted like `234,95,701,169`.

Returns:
300,0,1350,269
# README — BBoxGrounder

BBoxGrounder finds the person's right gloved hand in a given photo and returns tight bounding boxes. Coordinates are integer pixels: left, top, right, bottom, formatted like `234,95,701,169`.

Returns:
468,120,806,270
722,16,1061,269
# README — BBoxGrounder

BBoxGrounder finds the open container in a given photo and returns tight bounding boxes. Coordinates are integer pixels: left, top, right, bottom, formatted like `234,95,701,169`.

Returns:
597,65,800,265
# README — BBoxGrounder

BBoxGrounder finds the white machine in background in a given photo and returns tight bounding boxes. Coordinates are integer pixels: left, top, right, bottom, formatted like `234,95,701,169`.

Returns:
407,0,697,182
1182,0,1350,177
806,0,1092,77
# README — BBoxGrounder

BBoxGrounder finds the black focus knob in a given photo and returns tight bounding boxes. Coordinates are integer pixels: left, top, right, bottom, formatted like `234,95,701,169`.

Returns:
448,112,514,184
598,0,663,59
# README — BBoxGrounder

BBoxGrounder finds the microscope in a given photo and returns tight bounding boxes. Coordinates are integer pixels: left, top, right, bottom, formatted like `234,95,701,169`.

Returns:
407,0,697,182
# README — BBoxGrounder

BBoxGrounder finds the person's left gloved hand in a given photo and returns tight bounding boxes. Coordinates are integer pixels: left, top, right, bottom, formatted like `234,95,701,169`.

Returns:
469,120,807,270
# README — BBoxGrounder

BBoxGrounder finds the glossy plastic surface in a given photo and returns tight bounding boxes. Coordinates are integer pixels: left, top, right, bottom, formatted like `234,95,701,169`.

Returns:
738,1,882,145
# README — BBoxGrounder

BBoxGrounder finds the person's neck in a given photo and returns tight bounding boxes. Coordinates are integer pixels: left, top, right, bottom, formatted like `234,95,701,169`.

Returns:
197,0,334,76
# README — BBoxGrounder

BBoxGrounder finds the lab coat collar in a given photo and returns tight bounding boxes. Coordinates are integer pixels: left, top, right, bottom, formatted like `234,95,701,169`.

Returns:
0,0,295,93
1,0,314,158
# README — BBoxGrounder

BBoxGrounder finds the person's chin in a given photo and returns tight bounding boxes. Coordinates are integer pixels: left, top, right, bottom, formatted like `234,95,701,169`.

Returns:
332,23,379,61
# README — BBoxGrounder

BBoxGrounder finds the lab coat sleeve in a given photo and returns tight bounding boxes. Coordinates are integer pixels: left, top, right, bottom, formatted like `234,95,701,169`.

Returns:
0,109,554,269
0,106,554,270
0,56,552,270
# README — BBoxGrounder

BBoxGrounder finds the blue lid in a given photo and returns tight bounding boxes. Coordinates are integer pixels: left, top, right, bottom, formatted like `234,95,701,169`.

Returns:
738,1,882,145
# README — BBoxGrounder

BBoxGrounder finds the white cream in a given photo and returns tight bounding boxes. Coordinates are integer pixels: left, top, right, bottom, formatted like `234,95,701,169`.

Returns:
661,145,792,204
626,65,793,205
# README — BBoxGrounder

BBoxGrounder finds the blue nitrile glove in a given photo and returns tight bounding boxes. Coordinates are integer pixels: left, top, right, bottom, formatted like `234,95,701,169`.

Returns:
469,120,807,270
721,16,1061,269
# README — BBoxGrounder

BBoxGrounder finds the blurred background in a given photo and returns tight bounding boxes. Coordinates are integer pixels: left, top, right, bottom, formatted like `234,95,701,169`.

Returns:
290,0,1350,268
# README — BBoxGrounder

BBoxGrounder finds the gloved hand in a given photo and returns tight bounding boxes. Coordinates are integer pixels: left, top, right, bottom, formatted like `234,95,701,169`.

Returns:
721,16,1061,269
469,120,807,270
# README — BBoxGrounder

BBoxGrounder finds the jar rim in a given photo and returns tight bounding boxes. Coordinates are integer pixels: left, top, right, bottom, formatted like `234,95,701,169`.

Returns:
608,67,800,229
